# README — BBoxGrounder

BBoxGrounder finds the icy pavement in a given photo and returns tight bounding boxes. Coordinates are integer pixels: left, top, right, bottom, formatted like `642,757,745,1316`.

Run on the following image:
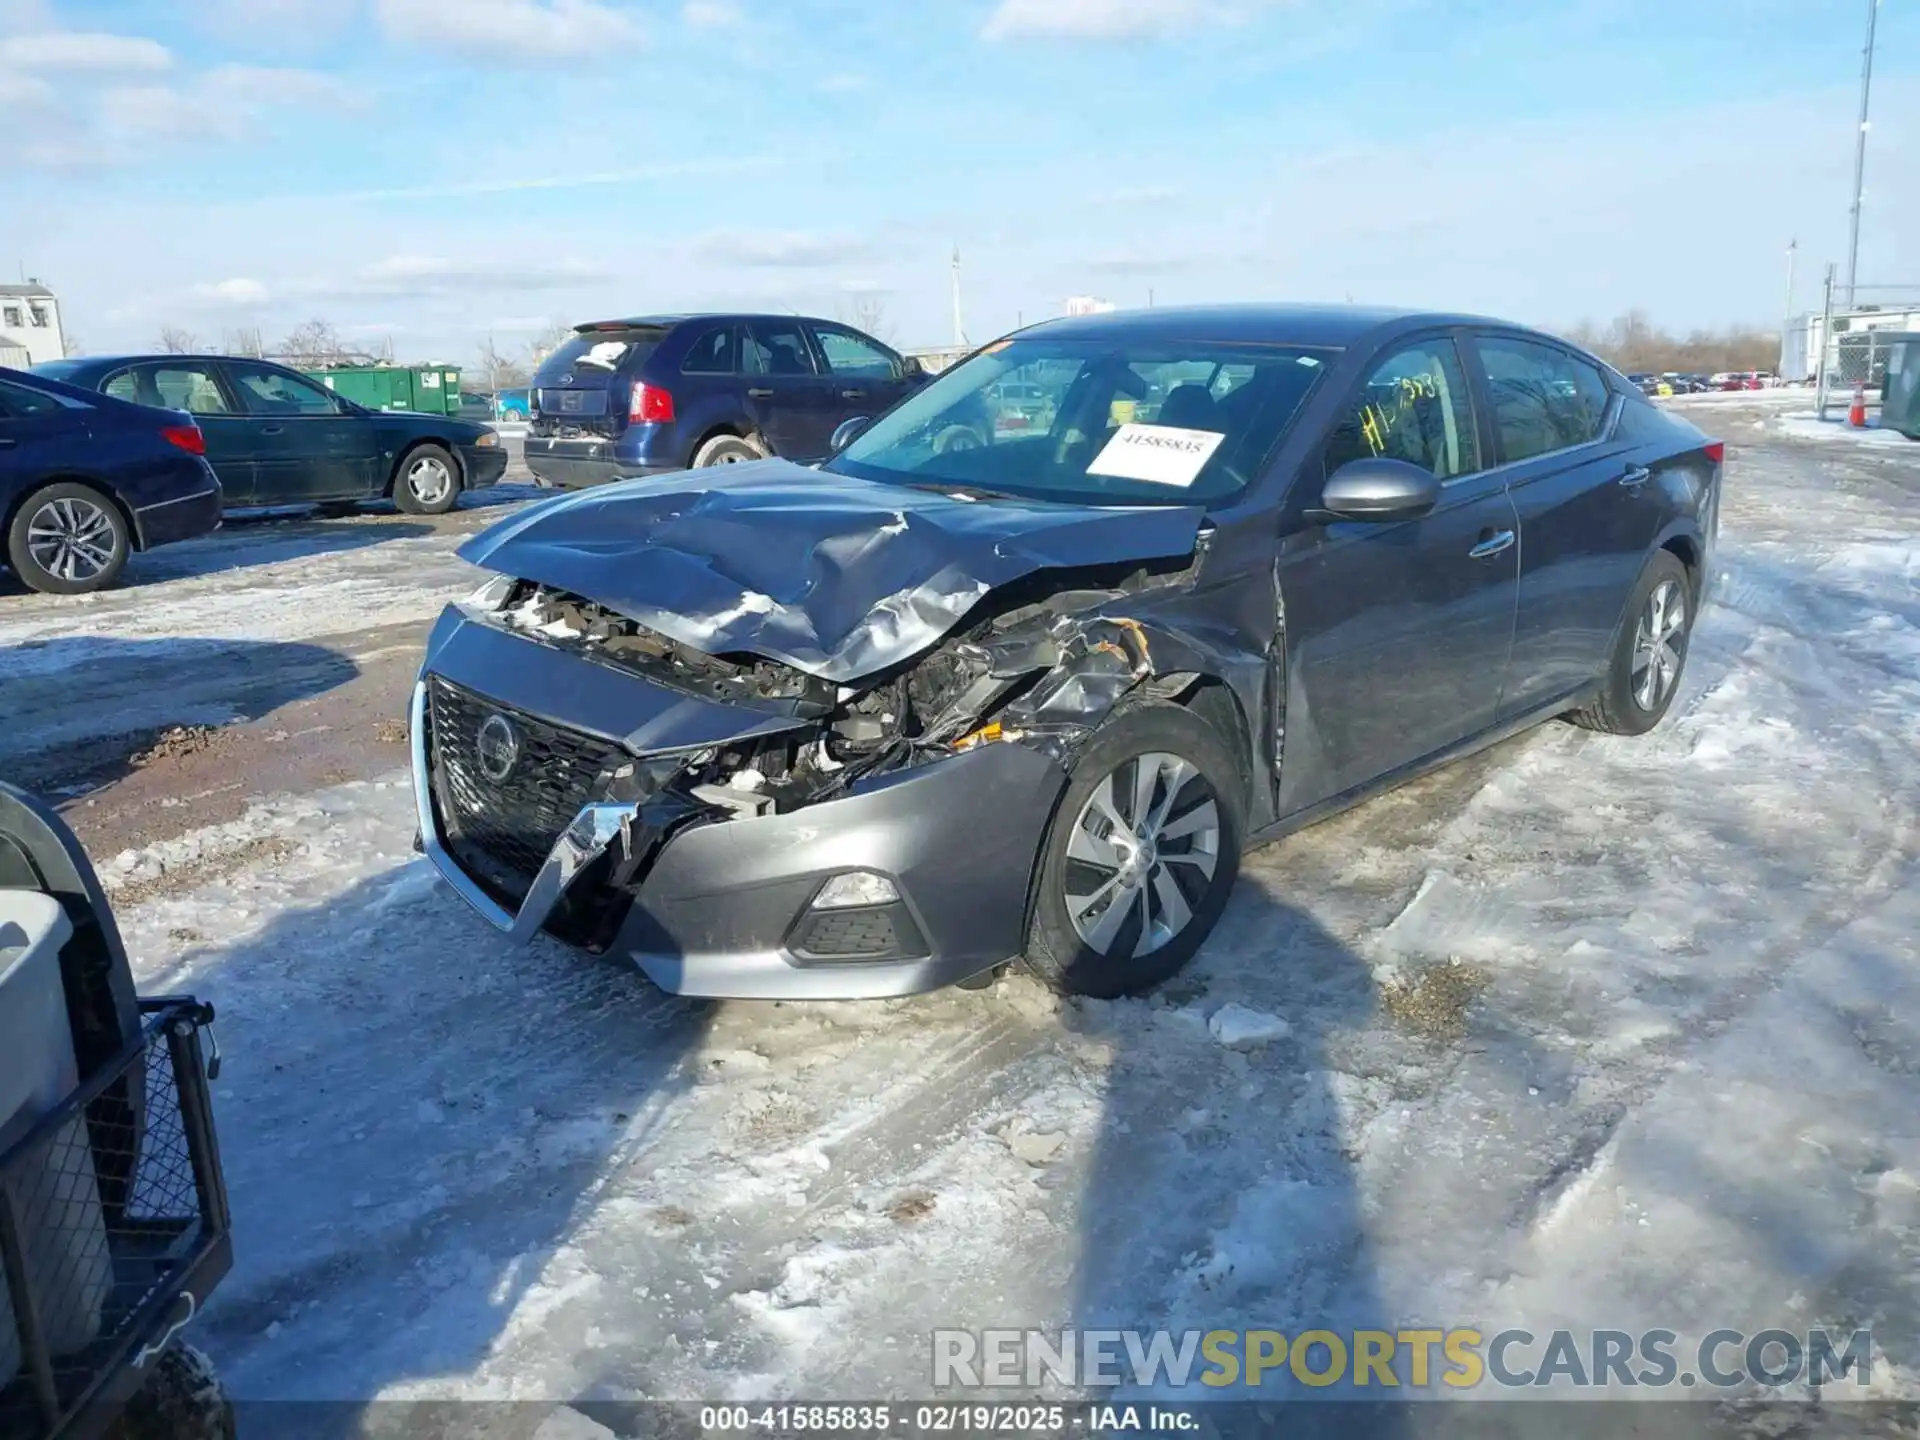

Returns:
67,421,1920,1410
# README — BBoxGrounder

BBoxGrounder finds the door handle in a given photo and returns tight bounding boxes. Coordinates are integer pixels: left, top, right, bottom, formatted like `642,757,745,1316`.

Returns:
1619,465,1652,489
840,388,866,400
260,424,285,435
0,438,16,449
747,388,774,400
1468,529,1516,559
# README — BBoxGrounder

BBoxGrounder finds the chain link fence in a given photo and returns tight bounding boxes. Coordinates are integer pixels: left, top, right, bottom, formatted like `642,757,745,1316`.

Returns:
1806,281,1920,421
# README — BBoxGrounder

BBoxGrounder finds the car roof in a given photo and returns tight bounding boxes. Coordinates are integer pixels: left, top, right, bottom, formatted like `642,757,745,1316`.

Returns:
44,353,288,373
570,313,841,331
1016,303,1530,348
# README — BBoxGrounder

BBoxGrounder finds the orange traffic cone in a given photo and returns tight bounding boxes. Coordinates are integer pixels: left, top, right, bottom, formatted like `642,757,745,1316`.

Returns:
1849,383,1868,428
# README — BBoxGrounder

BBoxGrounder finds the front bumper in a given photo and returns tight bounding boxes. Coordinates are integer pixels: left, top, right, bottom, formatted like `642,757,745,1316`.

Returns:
410,618,1068,1000
462,444,509,489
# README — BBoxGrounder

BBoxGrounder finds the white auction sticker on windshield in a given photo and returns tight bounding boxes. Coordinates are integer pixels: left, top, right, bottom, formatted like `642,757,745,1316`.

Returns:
1086,423,1226,487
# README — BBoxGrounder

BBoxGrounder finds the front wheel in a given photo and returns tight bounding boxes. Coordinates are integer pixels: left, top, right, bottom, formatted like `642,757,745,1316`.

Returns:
1023,702,1244,999
1565,550,1694,735
392,444,462,515
6,482,130,594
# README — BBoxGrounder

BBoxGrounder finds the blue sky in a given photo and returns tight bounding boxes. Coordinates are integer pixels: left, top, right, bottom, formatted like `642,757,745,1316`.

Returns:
3,0,1914,364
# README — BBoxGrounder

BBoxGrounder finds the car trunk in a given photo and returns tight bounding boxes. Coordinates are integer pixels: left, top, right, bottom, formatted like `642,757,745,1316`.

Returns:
530,325,667,441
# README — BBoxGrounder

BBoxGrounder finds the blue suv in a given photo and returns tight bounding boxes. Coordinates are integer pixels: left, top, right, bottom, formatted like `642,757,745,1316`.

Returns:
523,313,929,489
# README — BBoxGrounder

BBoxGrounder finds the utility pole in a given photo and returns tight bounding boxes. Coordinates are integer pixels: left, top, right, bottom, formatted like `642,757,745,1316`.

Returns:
1817,263,1837,419
950,246,967,348
1148,288,1155,308
1782,239,1798,377
1845,0,1879,309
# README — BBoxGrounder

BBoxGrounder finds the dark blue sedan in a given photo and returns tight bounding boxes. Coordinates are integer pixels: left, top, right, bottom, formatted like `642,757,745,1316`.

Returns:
36,354,509,516
410,304,1726,1002
0,366,221,594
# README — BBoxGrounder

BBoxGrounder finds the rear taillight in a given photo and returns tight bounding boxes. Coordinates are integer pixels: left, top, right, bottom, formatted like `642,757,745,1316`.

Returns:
629,381,674,424
162,424,206,456
1703,440,1725,464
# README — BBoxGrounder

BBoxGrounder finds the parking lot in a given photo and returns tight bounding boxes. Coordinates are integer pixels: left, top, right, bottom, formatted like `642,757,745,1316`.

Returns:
3,401,1918,1410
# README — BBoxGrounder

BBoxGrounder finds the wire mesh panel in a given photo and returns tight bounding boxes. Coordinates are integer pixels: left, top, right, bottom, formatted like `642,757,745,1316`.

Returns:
0,1000,228,1440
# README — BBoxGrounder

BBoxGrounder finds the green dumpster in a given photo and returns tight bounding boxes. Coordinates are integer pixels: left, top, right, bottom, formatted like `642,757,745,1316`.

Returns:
1879,334,1920,440
303,363,464,416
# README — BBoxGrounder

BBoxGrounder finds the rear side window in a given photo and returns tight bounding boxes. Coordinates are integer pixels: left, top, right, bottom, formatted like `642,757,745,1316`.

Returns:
745,321,818,377
680,325,738,375
1477,336,1611,462
535,327,665,383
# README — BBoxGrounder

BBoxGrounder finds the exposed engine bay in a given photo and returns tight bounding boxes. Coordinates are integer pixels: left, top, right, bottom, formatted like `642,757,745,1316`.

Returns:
483,545,1211,823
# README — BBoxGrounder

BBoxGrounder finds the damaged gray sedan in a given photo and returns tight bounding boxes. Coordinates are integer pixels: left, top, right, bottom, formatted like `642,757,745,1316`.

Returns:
411,305,1721,1000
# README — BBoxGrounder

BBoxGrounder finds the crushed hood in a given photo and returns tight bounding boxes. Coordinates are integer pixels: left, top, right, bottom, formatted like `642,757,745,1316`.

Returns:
459,460,1205,683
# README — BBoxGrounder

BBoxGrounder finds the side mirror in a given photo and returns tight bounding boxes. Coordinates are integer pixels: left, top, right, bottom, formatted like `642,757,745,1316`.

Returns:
830,416,871,453
1315,457,1441,522
901,356,927,381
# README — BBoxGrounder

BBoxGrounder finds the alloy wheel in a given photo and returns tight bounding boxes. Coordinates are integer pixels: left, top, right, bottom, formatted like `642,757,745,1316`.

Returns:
25,496,117,584
406,456,454,506
1631,578,1686,711
1063,751,1221,960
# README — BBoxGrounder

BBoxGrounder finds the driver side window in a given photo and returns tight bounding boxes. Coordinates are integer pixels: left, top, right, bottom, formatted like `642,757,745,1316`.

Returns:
1324,338,1480,481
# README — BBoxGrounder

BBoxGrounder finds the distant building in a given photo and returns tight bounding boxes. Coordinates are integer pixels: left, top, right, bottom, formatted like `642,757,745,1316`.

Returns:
0,281,64,366
1784,304,1920,384
1064,295,1116,317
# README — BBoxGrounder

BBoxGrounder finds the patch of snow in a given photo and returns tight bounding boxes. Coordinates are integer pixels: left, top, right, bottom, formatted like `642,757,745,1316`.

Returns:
1205,1002,1292,1048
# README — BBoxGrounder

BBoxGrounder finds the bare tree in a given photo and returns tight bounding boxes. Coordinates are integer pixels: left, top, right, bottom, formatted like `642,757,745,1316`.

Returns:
155,325,201,354
61,334,84,358
221,327,265,358
1552,311,1780,375
477,335,528,391
836,293,895,343
279,317,348,367
526,318,573,372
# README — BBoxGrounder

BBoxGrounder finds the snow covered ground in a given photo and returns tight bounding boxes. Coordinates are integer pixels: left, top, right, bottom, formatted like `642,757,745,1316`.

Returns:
15,414,1920,1417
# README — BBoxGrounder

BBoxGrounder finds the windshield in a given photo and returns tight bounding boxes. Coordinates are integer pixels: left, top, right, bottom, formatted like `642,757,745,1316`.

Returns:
826,336,1332,505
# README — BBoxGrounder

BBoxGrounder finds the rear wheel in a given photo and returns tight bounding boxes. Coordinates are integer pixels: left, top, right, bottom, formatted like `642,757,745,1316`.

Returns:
692,433,762,468
6,482,129,594
1565,550,1694,735
1023,702,1243,998
392,444,461,515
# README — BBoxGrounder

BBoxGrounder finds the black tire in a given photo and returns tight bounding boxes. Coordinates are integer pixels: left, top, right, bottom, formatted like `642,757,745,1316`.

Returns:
391,444,462,515
1023,701,1244,999
1565,549,1694,736
6,481,130,595
692,432,763,467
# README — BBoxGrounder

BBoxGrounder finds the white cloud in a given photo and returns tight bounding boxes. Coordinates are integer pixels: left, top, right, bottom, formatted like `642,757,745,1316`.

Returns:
693,230,873,268
818,72,869,93
0,30,172,71
193,278,272,306
97,66,362,141
982,0,1268,40
305,255,612,301
681,0,742,27
0,70,53,108
375,0,643,59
